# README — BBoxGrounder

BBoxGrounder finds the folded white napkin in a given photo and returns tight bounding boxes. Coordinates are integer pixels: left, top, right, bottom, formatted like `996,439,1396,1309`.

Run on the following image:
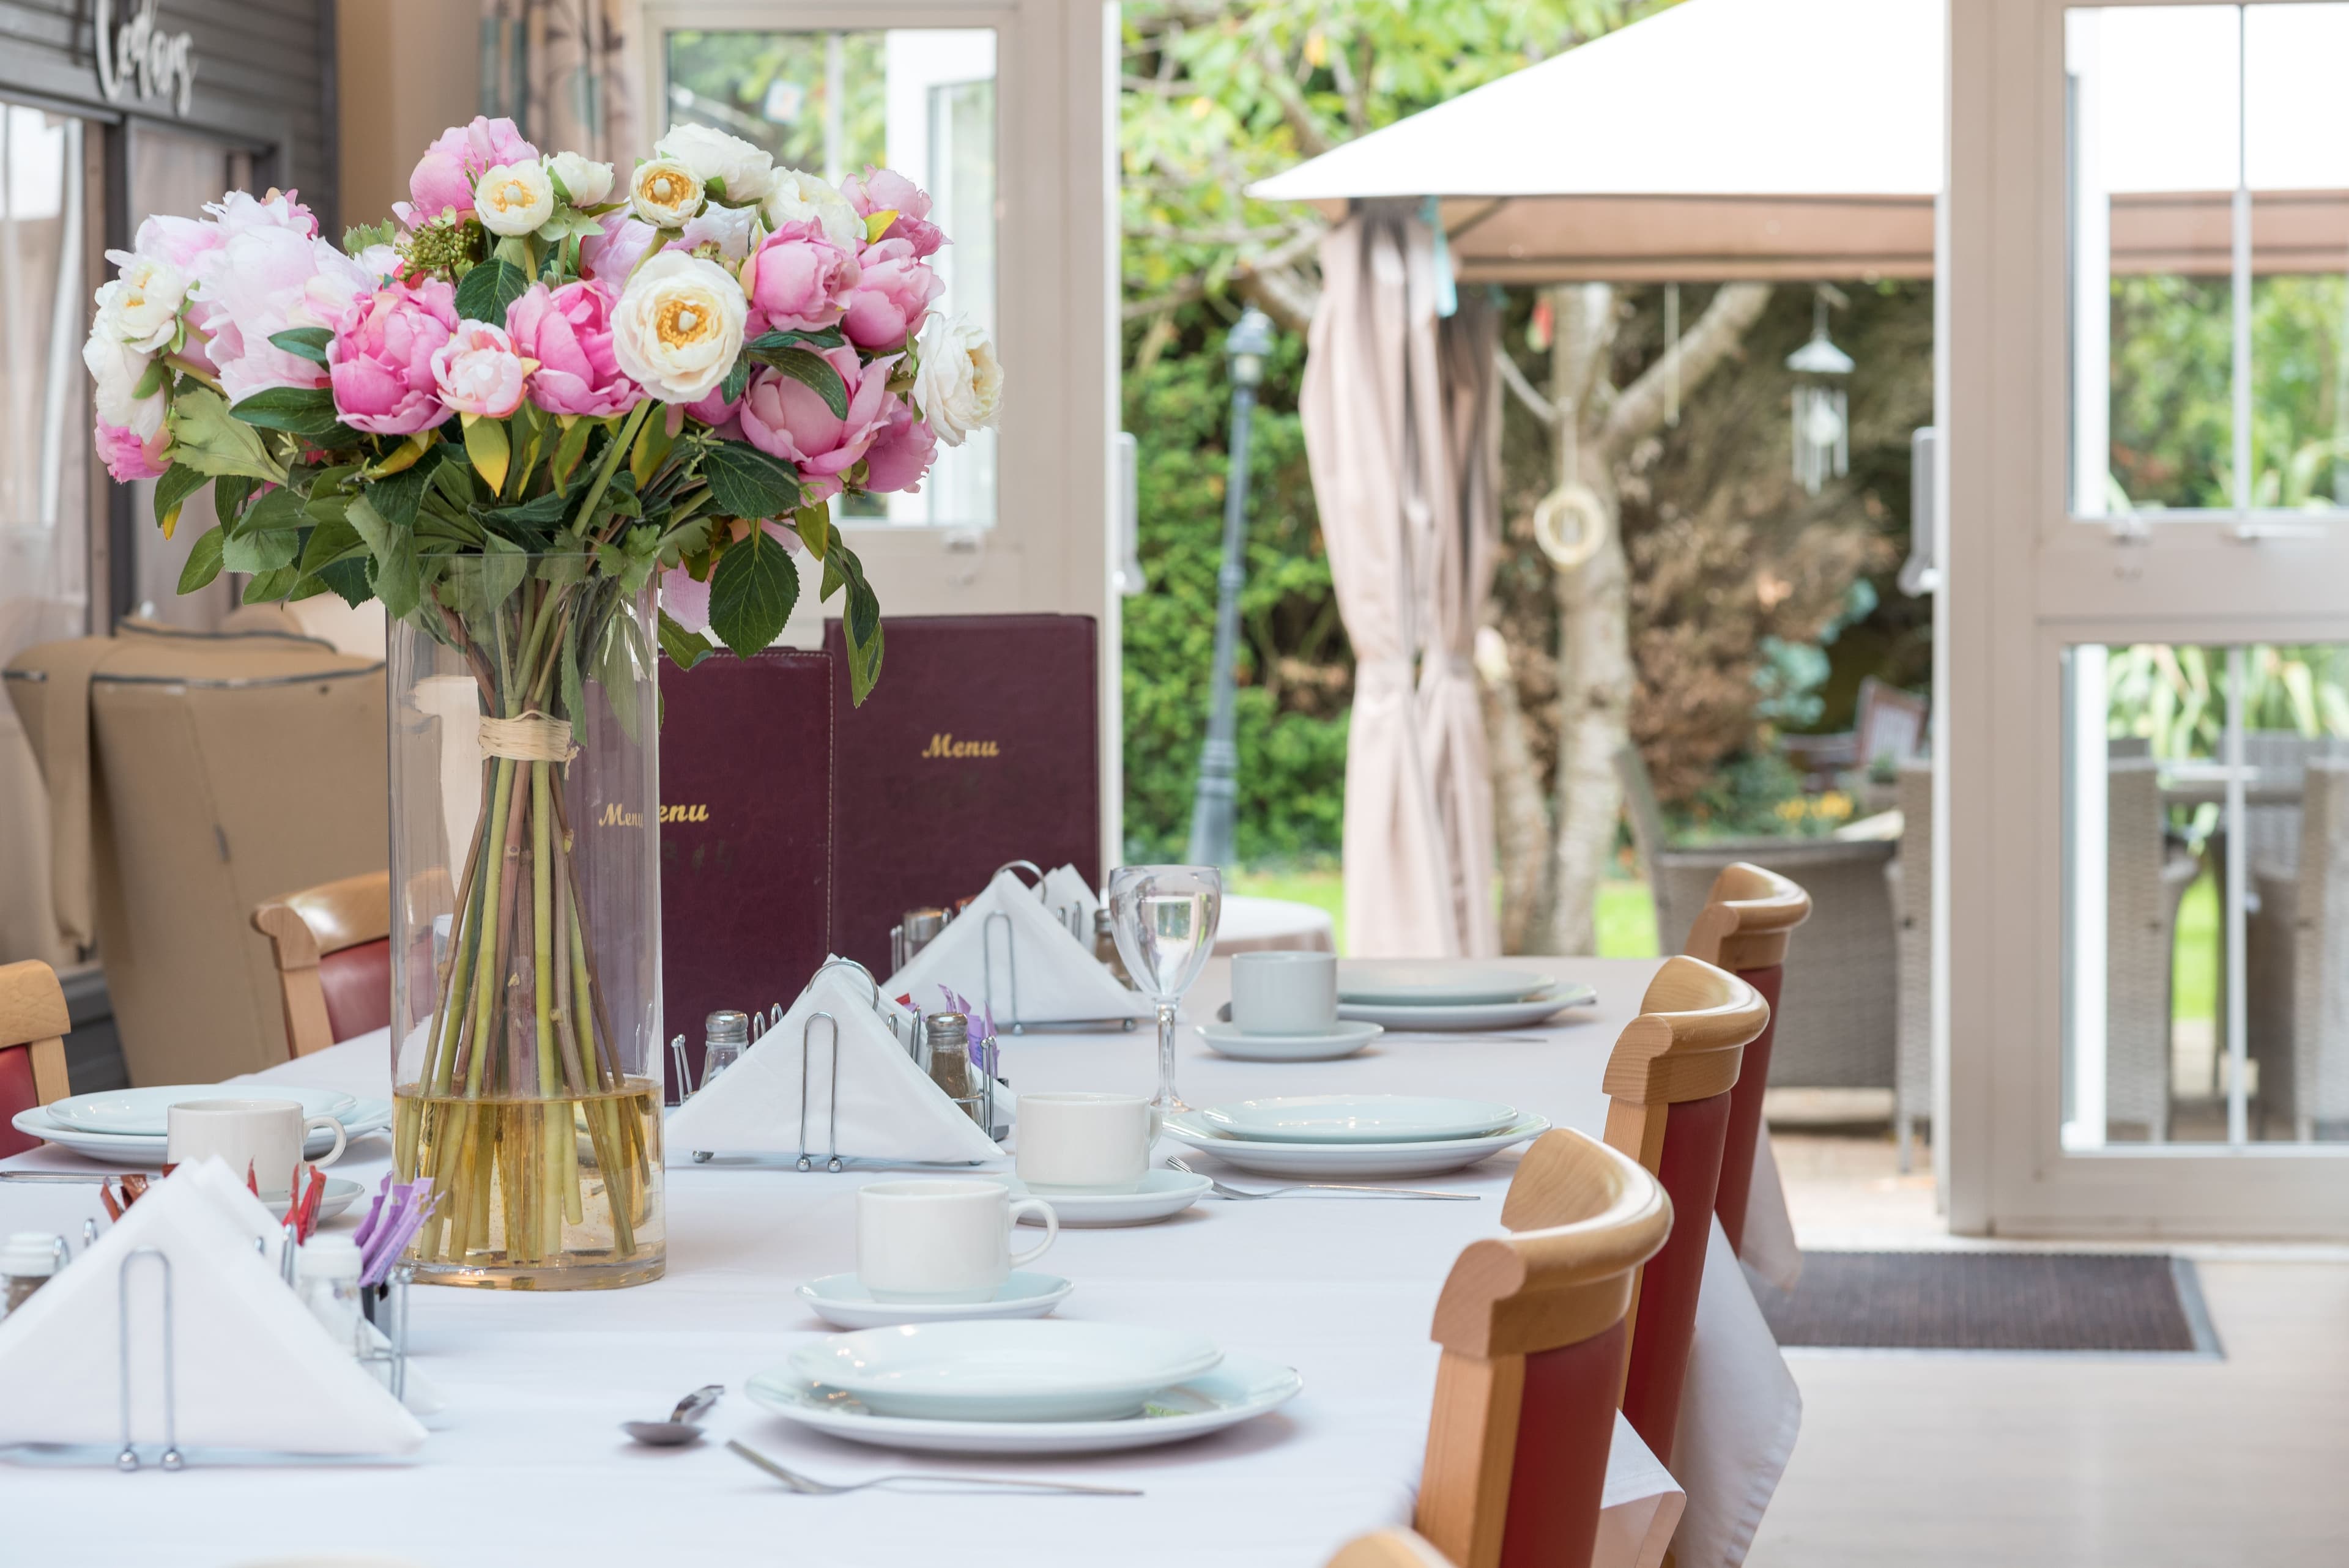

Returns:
1041,864,1100,941
664,965,1003,1166
0,1160,426,1457
885,869,1149,1027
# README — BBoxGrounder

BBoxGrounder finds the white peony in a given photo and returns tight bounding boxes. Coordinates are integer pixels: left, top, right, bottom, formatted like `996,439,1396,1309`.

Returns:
761,168,863,253
547,150,614,207
94,251,193,352
83,331,165,439
653,124,776,204
629,158,705,228
608,251,747,403
912,314,1002,447
476,160,555,237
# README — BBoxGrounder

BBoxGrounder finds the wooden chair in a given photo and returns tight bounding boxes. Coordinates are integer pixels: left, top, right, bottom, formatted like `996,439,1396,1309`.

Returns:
1326,1530,1458,1568
251,870,392,1058
1416,1129,1671,1568
1600,954,1768,1465
1680,862,1811,1254
0,961,73,1159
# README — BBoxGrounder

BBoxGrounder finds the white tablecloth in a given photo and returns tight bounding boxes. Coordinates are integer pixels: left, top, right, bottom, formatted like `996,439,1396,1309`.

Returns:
1212,893,1339,955
2,956,1796,1568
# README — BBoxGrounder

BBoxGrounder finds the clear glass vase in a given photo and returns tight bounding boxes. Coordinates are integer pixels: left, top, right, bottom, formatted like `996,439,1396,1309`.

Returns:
386,558,664,1289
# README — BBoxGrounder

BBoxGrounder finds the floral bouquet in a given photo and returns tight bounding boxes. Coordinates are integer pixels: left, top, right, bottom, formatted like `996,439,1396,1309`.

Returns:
84,116,1001,1284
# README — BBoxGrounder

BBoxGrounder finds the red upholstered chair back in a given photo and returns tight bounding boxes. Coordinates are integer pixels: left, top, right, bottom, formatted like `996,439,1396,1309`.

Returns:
0,961,73,1158
251,871,394,1058
1416,1130,1671,1568
1600,955,1768,1463
1681,864,1811,1255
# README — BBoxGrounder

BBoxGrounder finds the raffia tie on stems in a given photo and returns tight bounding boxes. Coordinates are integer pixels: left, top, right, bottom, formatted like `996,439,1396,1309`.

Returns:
478,711,580,765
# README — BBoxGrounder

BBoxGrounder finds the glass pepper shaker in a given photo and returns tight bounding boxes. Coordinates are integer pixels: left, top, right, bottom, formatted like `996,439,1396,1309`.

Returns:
925,1011,973,1104
702,1010,751,1087
296,1233,368,1358
0,1232,63,1317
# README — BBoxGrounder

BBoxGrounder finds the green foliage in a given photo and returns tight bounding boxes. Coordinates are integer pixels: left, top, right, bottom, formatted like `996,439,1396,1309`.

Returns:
2105,643,2349,762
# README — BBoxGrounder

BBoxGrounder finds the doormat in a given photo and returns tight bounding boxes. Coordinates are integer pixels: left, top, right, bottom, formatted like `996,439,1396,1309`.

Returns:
1759,1252,2219,1355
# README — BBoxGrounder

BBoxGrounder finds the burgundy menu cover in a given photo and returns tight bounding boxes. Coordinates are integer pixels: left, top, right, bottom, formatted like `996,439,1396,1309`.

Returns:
656,648,832,1092
825,615,1102,976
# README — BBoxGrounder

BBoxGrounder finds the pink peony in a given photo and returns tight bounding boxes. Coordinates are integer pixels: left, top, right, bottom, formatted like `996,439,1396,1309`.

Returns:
660,564,712,631
132,213,223,272
740,220,855,338
842,166,944,258
207,189,319,239
579,212,662,286
329,278,459,434
738,346,896,503
839,238,942,350
861,396,937,495
506,281,639,418
431,320,533,418
191,227,375,403
406,116,538,223
681,385,740,433
95,420,170,482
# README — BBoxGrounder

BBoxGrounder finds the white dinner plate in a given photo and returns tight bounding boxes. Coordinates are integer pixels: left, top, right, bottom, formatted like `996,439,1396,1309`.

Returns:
746,1352,1302,1455
1197,1021,1381,1062
1336,962,1557,1007
1162,1112,1551,1178
996,1169,1212,1227
1197,1094,1520,1145
788,1320,1223,1423
42,1084,358,1136
266,1175,365,1222
10,1105,392,1170
796,1272,1074,1331
1337,982,1599,1032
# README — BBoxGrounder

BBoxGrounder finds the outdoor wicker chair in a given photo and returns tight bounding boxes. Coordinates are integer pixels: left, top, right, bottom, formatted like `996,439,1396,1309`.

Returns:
1888,758,1932,1170
2104,756,2196,1142
2246,756,2349,1140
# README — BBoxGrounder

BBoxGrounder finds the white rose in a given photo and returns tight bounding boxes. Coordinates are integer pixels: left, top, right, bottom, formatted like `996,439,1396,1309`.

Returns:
608,251,747,403
94,250,193,352
912,314,1003,447
547,150,614,207
83,331,165,439
629,158,705,228
653,124,776,204
476,160,555,237
677,203,759,261
761,168,863,253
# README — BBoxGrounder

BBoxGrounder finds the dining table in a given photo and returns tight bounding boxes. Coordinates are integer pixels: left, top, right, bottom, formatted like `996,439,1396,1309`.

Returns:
0,955,1800,1568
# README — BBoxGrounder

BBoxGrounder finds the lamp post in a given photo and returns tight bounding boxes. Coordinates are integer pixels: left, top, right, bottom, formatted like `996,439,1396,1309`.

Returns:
1186,307,1275,868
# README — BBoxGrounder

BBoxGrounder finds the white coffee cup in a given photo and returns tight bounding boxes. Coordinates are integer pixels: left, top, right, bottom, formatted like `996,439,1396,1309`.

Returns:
165,1098,348,1197
1229,950,1338,1035
1016,1092,1163,1194
856,1179,1058,1303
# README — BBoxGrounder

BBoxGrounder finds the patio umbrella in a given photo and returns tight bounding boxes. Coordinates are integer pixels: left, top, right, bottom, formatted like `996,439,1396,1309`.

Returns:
1300,208,1462,959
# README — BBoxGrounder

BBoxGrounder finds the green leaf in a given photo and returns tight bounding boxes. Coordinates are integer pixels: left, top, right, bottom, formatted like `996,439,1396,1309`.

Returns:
706,527,800,657
477,534,528,616
823,527,884,704
657,609,718,671
374,527,423,621
718,355,751,407
242,564,302,604
594,610,644,745
153,464,207,534
792,503,829,558
231,385,341,437
343,219,397,256
698,442,801,521
344,492,394,560
300,512,368,575
236,486,306,538
748,326,846,354
212,474,255,527
315,554,373,608
452,258,530,328
549,416,595,492
461,415,511,493
223,524,302,575
561,615,586,729
760,347,848,420
132,357,169,401
268,327,335,367
365,461,432,530
176,525,226,594
167,387,286,484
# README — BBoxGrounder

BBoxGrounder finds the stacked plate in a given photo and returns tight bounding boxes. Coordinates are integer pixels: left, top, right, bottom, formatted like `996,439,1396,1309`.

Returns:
1162,1093,1550,1178
1335,961,1596,1031
749,1320,1302,1455
10,1084,394,1170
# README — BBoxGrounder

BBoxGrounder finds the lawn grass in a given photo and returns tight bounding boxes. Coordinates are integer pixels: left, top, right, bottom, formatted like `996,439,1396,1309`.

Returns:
2173,869,2216,1024
1229,867,1662,959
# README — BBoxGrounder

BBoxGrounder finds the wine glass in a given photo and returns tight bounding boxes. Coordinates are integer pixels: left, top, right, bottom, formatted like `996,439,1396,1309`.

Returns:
1107,865,1223,1112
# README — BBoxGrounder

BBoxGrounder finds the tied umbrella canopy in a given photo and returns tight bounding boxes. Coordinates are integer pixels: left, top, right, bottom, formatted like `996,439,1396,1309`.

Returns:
1301,207,1463,959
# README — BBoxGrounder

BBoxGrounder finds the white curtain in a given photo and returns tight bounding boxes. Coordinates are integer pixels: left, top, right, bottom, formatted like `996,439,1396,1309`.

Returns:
1301,208,1460,958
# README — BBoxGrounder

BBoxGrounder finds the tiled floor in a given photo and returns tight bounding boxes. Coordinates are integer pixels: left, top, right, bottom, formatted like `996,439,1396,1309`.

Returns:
1750,1129,2349,1566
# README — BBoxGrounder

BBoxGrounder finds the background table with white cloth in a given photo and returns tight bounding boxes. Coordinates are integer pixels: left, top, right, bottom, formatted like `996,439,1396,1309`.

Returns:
2,956,1798,1568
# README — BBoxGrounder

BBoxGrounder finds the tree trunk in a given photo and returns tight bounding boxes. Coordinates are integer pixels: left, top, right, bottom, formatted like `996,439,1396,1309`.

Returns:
1480,637,1553,953
1547,470,1631,955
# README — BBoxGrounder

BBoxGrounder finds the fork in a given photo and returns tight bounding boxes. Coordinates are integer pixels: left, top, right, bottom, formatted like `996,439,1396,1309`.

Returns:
728,1440,1141,1496
1165,1155,1479,1202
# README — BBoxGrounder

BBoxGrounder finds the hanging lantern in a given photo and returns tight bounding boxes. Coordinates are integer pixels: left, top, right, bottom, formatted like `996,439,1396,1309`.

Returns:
1786,290,1854,494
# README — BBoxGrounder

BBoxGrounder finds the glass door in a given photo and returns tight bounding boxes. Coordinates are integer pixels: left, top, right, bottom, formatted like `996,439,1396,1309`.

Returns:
1951,0,2349,1233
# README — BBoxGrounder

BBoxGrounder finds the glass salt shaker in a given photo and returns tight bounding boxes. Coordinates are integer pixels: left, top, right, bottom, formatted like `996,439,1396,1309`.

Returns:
702,1010,751,1087
0,1232,64,1317
925,1011,973,1103
297,1233,368,1358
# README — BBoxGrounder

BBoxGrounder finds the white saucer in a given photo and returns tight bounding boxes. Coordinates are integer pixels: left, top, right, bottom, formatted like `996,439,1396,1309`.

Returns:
787,1320,1223,1423
43,1084,360,1136
997,1169,1212,1227
1337,982,1598,1032
267,1175,365,1223
10,1105,392,1170
746,1352,1302,1455
1198,1093,1520,1145
1162,1112,1551,1178
1198,1021,1381,1062
1337,961,1557,1006
795,1271,1073,1330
